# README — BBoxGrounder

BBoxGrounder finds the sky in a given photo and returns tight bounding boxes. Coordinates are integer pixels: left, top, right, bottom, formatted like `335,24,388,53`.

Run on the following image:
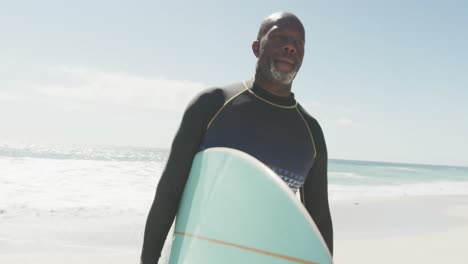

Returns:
0,0,467,166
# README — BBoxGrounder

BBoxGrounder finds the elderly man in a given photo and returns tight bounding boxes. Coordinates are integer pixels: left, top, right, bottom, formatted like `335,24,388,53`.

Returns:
141,11,333,263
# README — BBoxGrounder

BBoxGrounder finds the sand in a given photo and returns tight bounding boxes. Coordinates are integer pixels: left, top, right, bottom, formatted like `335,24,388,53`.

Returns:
332,195,468,263
1,196,467,263
0,209,144,263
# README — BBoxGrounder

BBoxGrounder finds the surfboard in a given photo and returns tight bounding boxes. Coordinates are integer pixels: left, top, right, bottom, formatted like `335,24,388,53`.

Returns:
168,147,333,264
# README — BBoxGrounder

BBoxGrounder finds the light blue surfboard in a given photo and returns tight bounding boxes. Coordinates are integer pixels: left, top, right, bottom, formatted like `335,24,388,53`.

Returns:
168,147,333,264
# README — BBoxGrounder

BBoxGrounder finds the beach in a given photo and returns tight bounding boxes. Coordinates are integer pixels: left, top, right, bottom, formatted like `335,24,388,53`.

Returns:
332,196,468,263
2,196,467,263
1,144,467,263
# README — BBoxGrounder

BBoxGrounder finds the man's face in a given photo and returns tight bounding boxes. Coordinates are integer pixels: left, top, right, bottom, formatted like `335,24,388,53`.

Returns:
255,19,305,85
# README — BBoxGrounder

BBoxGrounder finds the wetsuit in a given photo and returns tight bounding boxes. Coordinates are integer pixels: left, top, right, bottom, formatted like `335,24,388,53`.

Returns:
141,80,333,263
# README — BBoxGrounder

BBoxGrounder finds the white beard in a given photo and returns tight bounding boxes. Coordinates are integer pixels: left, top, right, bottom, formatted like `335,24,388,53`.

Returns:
269,60,298,85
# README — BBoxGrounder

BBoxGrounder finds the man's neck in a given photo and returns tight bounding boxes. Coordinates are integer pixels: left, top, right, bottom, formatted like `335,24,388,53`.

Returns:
253,73,292,98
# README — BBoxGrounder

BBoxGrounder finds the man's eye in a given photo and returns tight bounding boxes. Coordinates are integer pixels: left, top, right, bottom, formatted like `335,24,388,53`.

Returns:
295,40,304,46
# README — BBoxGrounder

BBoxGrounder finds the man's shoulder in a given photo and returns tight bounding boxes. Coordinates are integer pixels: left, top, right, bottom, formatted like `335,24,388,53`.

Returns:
184,81,248,116
297,103,327,151
297,104,321,128
193,81,248,104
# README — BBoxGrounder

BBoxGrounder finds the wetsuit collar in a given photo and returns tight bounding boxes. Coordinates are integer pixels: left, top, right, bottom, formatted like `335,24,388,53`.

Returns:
251,82,297,107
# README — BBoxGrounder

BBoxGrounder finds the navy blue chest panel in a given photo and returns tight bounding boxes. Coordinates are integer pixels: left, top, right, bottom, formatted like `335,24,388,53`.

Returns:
199,89,316,192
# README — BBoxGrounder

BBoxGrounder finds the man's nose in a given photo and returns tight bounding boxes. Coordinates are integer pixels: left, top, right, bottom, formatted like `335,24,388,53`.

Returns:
283,44,296,54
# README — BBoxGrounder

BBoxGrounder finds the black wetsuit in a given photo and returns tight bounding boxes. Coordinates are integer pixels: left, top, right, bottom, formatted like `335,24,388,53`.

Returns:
141,80,333,263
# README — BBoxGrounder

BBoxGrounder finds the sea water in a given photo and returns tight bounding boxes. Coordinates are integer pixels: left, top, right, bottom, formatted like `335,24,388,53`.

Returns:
329,159,468,200
1,143,468,215
1,143,466,263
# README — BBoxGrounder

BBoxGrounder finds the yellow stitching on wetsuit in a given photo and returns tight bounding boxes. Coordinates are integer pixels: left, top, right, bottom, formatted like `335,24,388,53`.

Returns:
241,80,316,159
295,108,317,160
206,87,249,129
242,81,298,109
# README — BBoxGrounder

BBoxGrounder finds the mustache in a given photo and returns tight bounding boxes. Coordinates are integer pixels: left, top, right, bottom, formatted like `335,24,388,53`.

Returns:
272,58,300,72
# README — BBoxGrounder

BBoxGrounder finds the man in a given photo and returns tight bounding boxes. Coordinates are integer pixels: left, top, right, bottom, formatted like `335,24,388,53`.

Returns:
141,12,333,263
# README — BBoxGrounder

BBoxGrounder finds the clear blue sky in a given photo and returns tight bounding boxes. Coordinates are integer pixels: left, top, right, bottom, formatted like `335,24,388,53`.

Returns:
1,0,467,166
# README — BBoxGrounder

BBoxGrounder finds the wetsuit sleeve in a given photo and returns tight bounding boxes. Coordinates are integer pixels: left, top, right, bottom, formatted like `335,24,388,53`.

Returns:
140,90,223,264
302,119,334,256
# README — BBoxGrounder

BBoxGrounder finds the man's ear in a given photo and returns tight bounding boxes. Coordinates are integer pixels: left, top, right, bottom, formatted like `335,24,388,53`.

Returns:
252,40,260,58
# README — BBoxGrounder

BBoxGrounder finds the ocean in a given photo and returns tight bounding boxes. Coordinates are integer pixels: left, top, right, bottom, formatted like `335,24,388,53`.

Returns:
1,143,468,216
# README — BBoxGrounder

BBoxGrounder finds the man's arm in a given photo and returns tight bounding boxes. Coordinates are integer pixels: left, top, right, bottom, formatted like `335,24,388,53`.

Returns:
140,89,224,264
301,119,334,255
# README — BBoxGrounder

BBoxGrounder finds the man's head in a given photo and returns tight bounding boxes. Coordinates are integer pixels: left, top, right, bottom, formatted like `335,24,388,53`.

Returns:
252,12,305,86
